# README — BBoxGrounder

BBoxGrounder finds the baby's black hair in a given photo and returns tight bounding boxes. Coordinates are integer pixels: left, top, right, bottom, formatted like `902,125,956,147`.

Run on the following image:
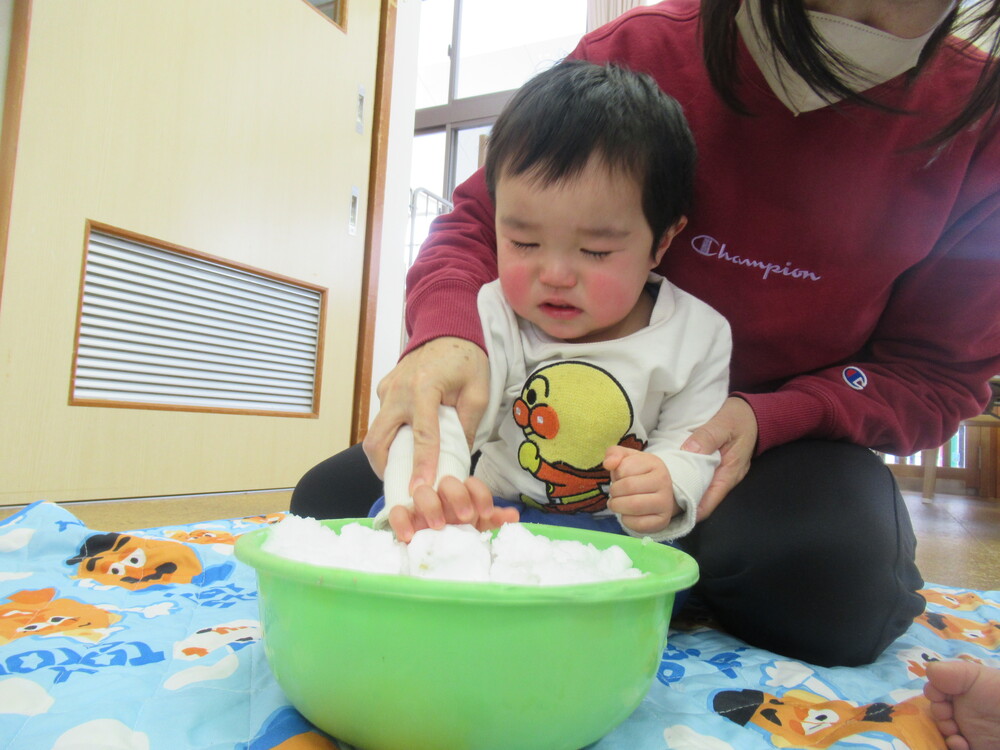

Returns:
484,60,696,250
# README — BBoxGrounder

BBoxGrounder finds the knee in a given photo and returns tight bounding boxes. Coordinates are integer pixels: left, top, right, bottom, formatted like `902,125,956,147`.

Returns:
699,536,924,665
685,440,925,666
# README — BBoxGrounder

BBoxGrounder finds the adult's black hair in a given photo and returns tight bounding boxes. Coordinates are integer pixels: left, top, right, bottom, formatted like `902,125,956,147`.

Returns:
484,60,696,250
700,0,1000,146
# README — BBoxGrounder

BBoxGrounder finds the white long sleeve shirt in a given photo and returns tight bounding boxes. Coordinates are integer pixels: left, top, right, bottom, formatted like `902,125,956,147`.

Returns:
467,274,731,541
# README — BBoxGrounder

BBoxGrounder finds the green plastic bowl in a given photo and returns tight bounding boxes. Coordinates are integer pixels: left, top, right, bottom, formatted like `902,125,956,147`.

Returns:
235,520,698,750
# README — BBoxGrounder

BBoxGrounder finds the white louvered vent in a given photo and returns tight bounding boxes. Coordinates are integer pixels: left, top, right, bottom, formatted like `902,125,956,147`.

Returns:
72,227,325,415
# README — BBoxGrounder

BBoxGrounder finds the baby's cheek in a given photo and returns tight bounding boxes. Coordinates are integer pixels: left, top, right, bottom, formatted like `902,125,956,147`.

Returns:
499,267,531,311
588,274,636,319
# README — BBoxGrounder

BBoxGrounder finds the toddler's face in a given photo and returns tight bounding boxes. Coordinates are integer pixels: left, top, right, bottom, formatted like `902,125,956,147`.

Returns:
495,157,669,343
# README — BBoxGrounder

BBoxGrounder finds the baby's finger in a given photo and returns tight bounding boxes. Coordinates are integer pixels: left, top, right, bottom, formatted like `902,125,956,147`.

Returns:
436,475,475,524
412,483,446,530
608,489,664,517
485,505,520,530
603,444,640,476
608,471,659,502
466,476,495,519
387,505,419,543
603,445,626,473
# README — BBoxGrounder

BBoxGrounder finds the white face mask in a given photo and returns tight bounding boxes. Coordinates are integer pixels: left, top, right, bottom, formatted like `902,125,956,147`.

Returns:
736,0,946,114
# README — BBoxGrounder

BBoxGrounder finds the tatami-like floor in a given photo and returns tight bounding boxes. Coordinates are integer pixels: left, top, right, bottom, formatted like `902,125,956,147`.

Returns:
1,487,997,591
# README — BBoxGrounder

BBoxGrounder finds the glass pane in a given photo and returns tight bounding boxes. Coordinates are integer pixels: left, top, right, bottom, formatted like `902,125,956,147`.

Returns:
409,131,450,267
416,0,456,109
305,0,344,26
453,124,492,193
411,131,447,199
456,0,586,100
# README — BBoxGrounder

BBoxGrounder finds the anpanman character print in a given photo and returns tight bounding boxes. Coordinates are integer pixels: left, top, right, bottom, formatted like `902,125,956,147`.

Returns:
513,361,645,513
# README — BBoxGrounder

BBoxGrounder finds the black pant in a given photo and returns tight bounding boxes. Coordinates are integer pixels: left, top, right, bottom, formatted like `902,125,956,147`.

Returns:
291,440,925,667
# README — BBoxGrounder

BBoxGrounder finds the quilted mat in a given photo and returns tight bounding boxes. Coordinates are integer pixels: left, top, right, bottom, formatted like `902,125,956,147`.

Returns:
1,500,997,749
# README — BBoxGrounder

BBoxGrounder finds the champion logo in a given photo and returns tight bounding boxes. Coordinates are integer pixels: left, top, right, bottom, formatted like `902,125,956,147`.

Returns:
842,366,868,391
691,235,822,282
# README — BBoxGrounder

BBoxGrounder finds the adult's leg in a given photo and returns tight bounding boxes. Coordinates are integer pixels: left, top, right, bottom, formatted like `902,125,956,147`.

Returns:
290,443,382,519
675,440,925,667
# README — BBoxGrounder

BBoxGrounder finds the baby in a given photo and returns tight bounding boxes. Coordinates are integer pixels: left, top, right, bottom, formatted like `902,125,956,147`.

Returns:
377,61,730,547
924,660,1000,750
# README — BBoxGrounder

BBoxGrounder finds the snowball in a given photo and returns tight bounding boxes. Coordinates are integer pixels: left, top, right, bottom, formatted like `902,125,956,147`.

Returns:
490,524,644,585
262,514,406,576
260,516,644,585
407,524,492,582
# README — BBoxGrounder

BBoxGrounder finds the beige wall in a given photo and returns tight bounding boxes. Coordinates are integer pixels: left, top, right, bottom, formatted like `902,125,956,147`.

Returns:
0,0,380,504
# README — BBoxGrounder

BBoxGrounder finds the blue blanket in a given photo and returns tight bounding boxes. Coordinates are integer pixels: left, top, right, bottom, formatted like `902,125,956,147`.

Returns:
1,500,997,749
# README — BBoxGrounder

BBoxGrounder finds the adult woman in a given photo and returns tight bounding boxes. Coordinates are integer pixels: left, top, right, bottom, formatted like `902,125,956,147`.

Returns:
294,0,1000,667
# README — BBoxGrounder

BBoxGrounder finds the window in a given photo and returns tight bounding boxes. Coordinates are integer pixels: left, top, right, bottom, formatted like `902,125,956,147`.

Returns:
415,0,456,110
411,131,447,200
454,0,586,100
413,0,586,199
72,225,325,416
305,0,346,30
453,124,492,190
408,132,452,270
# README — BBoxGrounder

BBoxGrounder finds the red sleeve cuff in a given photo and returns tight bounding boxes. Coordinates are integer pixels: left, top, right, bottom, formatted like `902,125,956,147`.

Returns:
402,279,487,359
735,389,831,455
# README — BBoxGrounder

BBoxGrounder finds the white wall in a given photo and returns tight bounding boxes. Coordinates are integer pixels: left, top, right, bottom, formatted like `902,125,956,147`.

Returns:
369,0,421,424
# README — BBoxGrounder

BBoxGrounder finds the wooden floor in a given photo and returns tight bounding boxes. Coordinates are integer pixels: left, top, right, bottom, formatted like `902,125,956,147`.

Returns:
1,487,997,592
0,489,293,531
904,489,1000,590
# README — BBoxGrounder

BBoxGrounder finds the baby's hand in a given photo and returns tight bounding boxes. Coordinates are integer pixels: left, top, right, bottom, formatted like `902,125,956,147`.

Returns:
388,475,520,543
603,446,676,535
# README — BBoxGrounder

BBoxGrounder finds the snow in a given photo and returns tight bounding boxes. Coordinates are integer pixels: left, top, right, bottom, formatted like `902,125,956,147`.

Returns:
261,516,644,585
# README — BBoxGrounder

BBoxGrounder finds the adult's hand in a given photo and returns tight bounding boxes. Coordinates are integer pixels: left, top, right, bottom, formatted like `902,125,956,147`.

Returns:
363,337,490,492
681,397,759,521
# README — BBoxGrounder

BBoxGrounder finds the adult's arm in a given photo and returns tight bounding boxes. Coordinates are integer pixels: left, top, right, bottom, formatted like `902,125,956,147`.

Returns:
685,206,1000,518
363,170,499,485
740,192,1000,458
403,169,499,355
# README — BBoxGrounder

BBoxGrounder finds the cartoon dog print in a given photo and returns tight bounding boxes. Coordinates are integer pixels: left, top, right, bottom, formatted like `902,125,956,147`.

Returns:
713,688,944,749
919,588,989,612
164,619,262,691
167,529,238,546
896,646,986,679
916,611,1000,650
0,587,121,644
240,512,287,526
66,532,203,590
173,619,260,660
